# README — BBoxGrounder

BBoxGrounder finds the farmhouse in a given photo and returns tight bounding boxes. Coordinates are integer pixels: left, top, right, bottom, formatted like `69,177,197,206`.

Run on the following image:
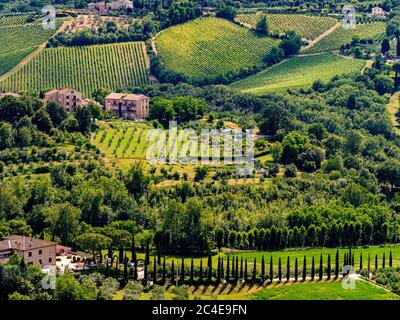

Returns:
87,1,108,13
43,88,99,113
88,0,133,13
0,235,57,267
105,92,149,120
370,7,386,19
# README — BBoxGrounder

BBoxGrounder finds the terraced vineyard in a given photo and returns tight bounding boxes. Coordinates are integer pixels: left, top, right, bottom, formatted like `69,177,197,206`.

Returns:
0,18,61,76
156,17,278,81
302,22,385,54
235,13,337,40
0,42,150,96
230,53,365,95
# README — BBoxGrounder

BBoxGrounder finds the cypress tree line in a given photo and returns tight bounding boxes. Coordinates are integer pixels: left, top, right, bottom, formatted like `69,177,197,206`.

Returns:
269,256,273,283
382,253,386,269
335,250,339,279
244,258,248,282
240,257,243,279
181,258,185,284
359,253,363,273
199,259,203,283
261,256,265,282
171,260,175,285
162,257,166,284
153,256,157,283
208,254,212,284
375,254,378,269
190,258,194,284
311,256,315,280
319,254,323,281
367,253,371,279
327,254,331,280
389,251,393,267
235,256,239,282
302,256,306,282
252,258,257,283
294,258,298,281
226,256,230,283
278,258,282,282
286,257,290,281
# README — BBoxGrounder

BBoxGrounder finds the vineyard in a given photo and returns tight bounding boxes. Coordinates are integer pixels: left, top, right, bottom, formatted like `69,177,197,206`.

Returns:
156,17,278,81
0,41,150,96
235,13,338,40
0,19,61,76
302,22,386,54
0,14,33,27
230,53,365,95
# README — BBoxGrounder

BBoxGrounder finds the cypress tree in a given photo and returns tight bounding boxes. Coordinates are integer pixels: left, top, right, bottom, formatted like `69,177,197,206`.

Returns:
382,252,386,269
335,250,339,279
162,257,166,284
252,258,257,283
286,256,290,281
123,255,128,285
144,257,148,285
352,253,355,267
367,253,371,279
105,259,109,278
225,256,230,283
349,248,352,266
235,256,239,282
359,253,363,273
134,257,138,280
240,257,243,279
153,256,157,283
190,258,194,284
244,258,248,282
344,252,347,266
327,254,331,280
199,259,203,284
208,255,213,284
319,254,323,281
145,242,150,265
375,254,378,270
181,258,185,284
294,258,298,281
278,258,282,282
221,258,224,282
261,256,265,282
131,232,136,264
302,256,306,281
269,256,273,283
389,251,393,267
311,256,315,280
171,260,175,285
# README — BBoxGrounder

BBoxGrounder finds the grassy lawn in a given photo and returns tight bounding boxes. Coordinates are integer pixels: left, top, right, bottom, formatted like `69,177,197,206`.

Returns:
229,53,365,95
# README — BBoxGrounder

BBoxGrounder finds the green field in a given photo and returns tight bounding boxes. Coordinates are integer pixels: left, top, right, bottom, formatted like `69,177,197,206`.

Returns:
156,17,278,81
0,15,32,27
303,22,385,54
229,53,365,94
249,280,400,300
235,13,337,40
0,41,150,96
0,20,61,76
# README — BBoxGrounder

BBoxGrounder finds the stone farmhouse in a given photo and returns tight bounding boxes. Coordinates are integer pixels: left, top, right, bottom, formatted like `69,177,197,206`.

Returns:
43,88,100,113
88,0,133,13
105,92,149,120
370,7,386,19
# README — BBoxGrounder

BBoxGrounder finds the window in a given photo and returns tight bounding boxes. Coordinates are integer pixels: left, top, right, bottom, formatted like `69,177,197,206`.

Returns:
39,250,42,255
39,259,42,264
28,252,32,257
49,258,52,263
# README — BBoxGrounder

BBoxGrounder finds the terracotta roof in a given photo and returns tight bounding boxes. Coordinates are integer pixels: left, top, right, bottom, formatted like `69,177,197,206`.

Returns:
105,93,148,101
43,89,60,96
0,236,57,252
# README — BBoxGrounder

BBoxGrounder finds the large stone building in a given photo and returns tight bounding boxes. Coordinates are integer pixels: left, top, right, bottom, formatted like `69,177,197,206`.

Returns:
370,7,386,19
105,92,149,120
43,88,99,113
88,0,133,13
0,235,57,267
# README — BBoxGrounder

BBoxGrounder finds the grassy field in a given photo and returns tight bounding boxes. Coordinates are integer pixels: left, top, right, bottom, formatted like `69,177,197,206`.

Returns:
0,19,61,76
156,17,278,81
0,41,150,96
302,22,385,54
386,92,400,134
249,279,400,300
235,13,337,40
229,53,365,94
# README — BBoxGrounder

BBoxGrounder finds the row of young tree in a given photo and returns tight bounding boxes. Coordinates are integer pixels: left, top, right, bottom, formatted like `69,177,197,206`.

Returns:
109,249,395,286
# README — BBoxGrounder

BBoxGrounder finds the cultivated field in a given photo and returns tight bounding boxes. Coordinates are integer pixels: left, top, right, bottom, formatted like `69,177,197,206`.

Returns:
0,41,150,96
235,13,338,40
65,14,135,34
229,53,365,94
156,17,278,81
302,22,385,54
0,18,61,75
